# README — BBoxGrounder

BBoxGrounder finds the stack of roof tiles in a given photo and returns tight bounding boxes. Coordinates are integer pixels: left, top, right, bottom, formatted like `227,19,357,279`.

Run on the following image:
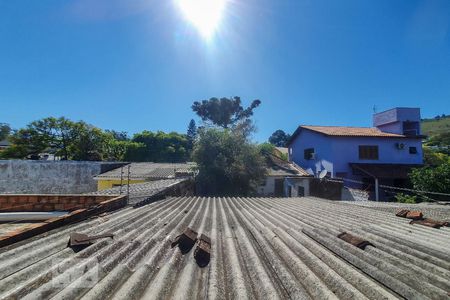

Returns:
0,197,449,299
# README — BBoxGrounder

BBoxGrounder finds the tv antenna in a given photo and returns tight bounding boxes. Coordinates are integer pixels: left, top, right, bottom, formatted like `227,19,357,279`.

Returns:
373,105,377,113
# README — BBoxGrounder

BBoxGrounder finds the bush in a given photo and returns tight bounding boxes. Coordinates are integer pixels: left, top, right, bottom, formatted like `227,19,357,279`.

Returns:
395,193,417,204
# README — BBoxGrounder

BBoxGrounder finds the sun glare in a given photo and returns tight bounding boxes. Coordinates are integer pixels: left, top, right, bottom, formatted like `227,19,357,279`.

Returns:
176,0,226,39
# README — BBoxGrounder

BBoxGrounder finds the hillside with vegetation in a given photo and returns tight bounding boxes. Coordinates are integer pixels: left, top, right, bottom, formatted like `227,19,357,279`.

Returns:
421,114,450,136
405,114,450,201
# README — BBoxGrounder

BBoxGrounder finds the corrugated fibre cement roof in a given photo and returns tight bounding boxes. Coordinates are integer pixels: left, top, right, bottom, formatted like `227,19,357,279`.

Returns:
0,196,449,299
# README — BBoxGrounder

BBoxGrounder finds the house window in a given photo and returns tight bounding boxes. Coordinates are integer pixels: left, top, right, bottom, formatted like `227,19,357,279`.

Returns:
409,147,417,154
359,145,379,160
304,148,315,160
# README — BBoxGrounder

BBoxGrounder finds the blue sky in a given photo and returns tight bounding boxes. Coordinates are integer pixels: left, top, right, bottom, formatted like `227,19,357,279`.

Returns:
1,0,449,142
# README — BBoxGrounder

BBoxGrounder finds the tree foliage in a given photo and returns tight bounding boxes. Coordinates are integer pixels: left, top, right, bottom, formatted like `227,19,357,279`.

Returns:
0,117,142,161
422,147,450,167
186,119,197,152
193,128,267,196
0,123,11,141
258,142,275,155
192,97,261,128
268,129,291,147
191,96,266,195
127,131,189,162
395,193,417,204
409,160,450,194
105,130,129,141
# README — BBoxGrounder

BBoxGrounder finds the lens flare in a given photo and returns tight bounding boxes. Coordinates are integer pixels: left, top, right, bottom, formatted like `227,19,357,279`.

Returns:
176,0,226,38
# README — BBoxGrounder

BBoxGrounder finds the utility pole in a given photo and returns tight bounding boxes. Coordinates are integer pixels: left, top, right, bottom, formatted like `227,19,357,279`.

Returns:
127,165,131,204
375,178,379,202
119,166,124,194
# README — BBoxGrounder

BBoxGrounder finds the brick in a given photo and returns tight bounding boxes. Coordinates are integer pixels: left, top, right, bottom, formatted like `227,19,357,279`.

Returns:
33,204,44,211
21,197,28,204
8,196,18,204
42,204,55,211
406,211,423,220
28,196,38,203
396,210,409,218
47,197,58,204
54,204,65,211
22,204,34,211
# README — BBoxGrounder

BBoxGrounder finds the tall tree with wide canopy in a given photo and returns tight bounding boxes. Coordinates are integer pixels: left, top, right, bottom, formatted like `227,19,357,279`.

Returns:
192,97,261,129
268,129,291,147
191,97,266,195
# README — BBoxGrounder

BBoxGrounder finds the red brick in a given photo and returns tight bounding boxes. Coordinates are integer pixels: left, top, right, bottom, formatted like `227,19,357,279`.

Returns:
406,211,423,220
22,204,34,211
20,196,29,204
42,204,55,211
28,196,38,203
51,196,60,203
33,204,44,211
54,204,65,211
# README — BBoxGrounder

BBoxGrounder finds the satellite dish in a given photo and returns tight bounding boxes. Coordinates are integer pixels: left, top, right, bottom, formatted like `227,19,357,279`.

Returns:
319,169,328,179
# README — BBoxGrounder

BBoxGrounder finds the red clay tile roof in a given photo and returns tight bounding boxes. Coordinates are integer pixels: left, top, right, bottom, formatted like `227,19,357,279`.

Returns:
300,125,406,137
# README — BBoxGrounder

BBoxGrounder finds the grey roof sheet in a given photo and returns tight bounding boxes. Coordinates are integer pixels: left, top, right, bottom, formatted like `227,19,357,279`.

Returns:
342,200,450,220
94,162,195,180
0,197,449,299
87,179,187,204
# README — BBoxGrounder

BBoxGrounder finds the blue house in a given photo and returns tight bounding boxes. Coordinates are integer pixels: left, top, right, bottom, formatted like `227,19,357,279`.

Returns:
287,108,424,199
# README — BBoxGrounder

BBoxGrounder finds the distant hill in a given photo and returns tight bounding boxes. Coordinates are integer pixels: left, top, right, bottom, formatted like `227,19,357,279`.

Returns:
421,115,450,136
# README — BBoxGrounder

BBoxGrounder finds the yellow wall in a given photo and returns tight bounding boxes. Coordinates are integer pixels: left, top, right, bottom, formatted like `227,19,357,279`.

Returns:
97,179,146,191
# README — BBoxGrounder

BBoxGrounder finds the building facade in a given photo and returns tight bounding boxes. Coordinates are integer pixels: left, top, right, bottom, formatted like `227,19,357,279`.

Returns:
288,108,423,196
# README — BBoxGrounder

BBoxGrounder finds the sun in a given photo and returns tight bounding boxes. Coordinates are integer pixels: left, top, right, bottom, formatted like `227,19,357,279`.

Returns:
176,0,226,39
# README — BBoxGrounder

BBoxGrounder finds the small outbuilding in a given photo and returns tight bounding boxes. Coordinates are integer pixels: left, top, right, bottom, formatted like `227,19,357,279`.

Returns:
258,154,312,197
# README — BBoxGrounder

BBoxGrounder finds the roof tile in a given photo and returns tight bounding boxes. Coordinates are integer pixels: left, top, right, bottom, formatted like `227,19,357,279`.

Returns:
301,125,406,137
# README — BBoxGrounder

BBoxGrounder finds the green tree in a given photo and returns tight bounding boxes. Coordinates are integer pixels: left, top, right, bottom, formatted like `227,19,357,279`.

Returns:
70,122,106,161
258,142,275,155
29,117,79,160
423,147,450,167
105,130,129,141
0,123,11,141
192,97,261,129
0,127,45,159
127,131,189,162
193,128,267,196
102,133,145,161
409,161,450,194
187,119,197,150
268,129,291,147
0,117,140,162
